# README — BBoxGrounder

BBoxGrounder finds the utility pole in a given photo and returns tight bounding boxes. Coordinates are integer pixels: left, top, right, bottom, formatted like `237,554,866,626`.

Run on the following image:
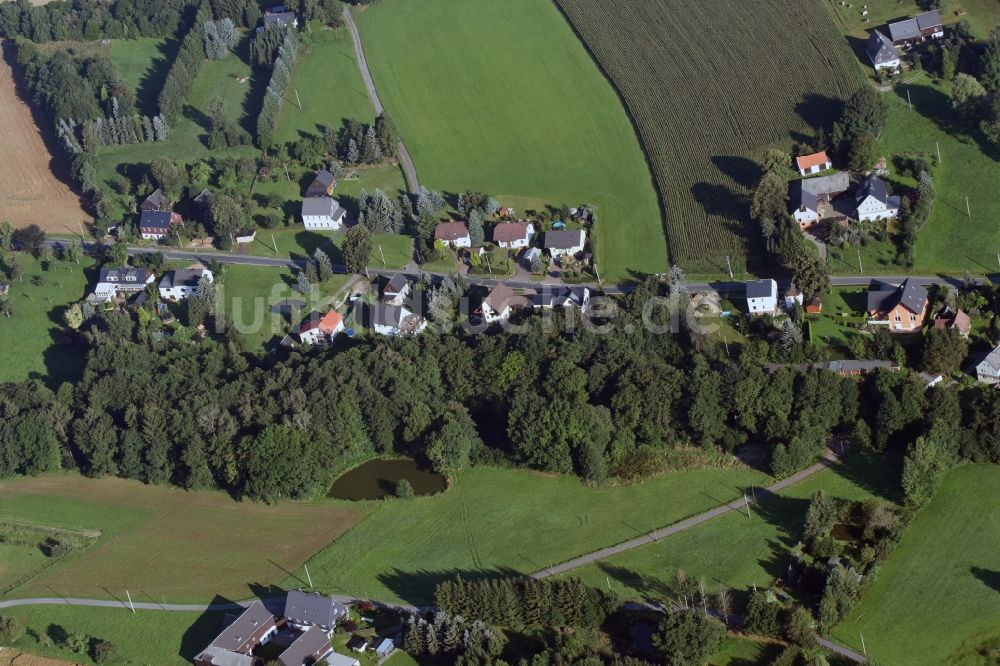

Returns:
906,88,912,110
78,221,86,240
860,632,867,656
283,163,291,182
271,233,278,255
965,195,971,218
936,140,941,163
743,493,751,518
484,252,493,276
723,334,730,358
304,564,313,588
378,244,386,267
594,265,602,285
725,255,734,279
125,590,136,614
857,247,863,273
294,89,302,110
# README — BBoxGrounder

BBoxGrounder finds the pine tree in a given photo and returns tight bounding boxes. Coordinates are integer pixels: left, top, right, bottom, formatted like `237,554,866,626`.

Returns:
295,271,312,295
347,138,360,164
314,249,334,282
468,209,484,245
425,623,440,656
403,616,424,655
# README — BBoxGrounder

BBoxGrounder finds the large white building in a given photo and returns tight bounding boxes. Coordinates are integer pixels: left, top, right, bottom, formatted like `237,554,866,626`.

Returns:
745,279,778,314
159,268,213,301
301,197,346,230
855,175,900,222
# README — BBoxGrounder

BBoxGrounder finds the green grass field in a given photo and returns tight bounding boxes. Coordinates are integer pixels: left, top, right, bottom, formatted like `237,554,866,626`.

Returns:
273,28,376,144
563,453,900,608
0,254,93,386
109,37,175,115
5,605,223,665
354,0,666,282
826,0,1000,39
833,465,1000,666
290,465,770,605
0,474,365,603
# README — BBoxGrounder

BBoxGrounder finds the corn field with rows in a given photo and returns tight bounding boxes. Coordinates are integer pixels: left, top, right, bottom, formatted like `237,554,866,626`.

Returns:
555,0,864,274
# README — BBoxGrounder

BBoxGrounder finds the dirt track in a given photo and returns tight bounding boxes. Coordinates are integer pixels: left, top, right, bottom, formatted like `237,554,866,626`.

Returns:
0,40,89,231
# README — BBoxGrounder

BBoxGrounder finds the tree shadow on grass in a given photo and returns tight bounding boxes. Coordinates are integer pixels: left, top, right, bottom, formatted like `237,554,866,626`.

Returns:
376,567,525,608
598,563,673,606
971,567,1000,594
135,38,179,117
711,156,762,190
829,451,903,503
179,595,244,660
795,92,845,140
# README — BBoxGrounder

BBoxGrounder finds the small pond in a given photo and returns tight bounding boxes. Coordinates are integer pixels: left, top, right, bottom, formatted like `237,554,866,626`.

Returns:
327,458,447,500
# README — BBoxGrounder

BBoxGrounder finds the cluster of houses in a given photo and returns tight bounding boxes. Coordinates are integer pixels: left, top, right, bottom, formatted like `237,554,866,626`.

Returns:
301,170,348,230
865,9,944,71
790,152,900,228
194,590,395,666
86,265,213,307
138,188,185,241
433,217,587,270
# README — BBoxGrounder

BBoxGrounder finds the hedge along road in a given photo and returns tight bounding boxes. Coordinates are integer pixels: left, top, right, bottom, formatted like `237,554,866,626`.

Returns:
341,6,420,194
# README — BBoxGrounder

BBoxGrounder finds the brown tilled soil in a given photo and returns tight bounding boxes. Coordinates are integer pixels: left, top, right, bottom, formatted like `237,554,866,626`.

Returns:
0,40,90,232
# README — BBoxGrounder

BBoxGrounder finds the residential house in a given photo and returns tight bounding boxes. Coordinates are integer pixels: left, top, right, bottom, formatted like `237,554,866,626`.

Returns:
530,286,591,312
790,171,851,227
492,221,535,249
522,247,542,268
544,229,586,258
795,151,832,176
784,284,803,311
297,309,345,345
381,273,410,306
482,283,528,323
284,591,348,634
260,8,297,31
434,222,471,248
764,360,900,376
867,279,928,331
94,267,155,301
855,175,900,222
326,654,361,666
278,626,332,666
193,189,214,211
375,638,396,660
791,181,820,227
139,210,183,240
745,279,778,314
888,10,944,45
369,303,426,336
158,268,213,301
141,188,167,212
305,170,337,197
866,29,900,70
975,344,1000,384
347,636,369,653
301,197,346,230
932,307,971,337
194,601,277,666
805,297,823,314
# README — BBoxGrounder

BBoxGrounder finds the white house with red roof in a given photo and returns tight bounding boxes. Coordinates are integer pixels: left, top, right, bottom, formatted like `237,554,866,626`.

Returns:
297,310,344,345
795,151,832,176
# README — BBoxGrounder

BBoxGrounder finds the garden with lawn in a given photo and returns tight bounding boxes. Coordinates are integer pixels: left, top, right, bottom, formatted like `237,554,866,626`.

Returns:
0,254,94,386
832,464,1000,666
354,0,667,282
286,464,770,606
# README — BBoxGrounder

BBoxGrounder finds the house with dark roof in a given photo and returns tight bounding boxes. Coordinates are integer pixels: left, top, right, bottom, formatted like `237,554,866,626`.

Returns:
975,344,1000,384
791,180,820,227
855,175,900,222
139,210,183,240
434,222,471,248
284,591,348,633
888,10,943,45
745,279,777,315
259,9,297,31
530,286,591,312
278,626,332,666
543,228,585,258
867,278,928,331
305,170,337,198
141,188,167,212
492,221,535,249
194,601,277,666
301,197,346,230
381,273,410,306
369,303,426,337
158,268,213,301
866,30,900,70
95,267,155,296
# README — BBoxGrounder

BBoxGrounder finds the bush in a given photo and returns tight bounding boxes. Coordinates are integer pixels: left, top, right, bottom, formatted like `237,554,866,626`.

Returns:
395,479,415,499
39,537,73,558
89,638,117,663
0,614,24,645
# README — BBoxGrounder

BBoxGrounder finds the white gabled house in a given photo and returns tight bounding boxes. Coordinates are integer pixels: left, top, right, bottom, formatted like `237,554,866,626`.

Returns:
434,222,471,248
855,175,900,222
381,273,410,306
544,229,585,258
301,197,347,230
93,267,155,302
492,221,535,249
791,181,820,227
745,278,778,314
866,30,900,70
297,309,344,345
795,151,832,176
159,268,213,301
976,344,1000,385
369,303,426,336
481,283,517,323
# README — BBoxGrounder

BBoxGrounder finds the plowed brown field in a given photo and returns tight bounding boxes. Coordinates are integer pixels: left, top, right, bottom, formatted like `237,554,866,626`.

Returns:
0,41,89,231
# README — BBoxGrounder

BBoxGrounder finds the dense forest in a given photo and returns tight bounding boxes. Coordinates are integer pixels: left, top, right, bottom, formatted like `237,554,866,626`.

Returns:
1,277,998,503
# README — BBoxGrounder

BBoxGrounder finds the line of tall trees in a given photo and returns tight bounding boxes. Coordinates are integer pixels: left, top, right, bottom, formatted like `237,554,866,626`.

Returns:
0,0,188,42
158,9,208,119
255,25,299,147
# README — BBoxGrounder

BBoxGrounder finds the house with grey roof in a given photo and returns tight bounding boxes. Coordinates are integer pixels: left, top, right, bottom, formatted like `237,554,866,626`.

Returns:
975,344,1000,384
194,601,277,666
139,209,183,240
305,169,337,197
745,279,777,315
544,228,585,258
791,180,820,227
141,187,167,212
301,197,346,230
867,278,928,331
368,303,426,337
381,273,410,306
284,590,348,633
530,286,591,312
888,10,943,45
855,175,900,222
866,30,900,70
278,626,332,666
158,267,213,301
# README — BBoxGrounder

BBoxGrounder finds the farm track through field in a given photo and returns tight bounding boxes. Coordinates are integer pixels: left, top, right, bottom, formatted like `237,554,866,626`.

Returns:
0,40,89,231
553,0,864,273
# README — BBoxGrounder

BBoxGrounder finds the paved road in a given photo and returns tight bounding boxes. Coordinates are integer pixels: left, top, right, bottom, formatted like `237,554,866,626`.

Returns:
342,7,420,194
533,449,841,579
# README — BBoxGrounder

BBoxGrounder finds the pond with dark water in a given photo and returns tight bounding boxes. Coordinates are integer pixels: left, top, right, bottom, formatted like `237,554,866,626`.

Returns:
327,458,447,500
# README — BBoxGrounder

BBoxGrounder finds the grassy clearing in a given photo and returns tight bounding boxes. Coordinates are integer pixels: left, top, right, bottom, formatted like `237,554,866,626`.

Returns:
0,254,93,386
554,0,863,274
0,474,366,603
833,465,1000,666
108,37,175,115
290,465,770,606
826,0,1000,39
6,605,222,665
563,453,900,609
273,28,375,144
355,0,666,282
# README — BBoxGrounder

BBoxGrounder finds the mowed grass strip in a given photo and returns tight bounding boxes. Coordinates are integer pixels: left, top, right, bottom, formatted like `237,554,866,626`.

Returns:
354,0,666,282
833,465,1000,666
0,474,366,603
562,453,900,607
554,0,864,274
290,465,770,606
